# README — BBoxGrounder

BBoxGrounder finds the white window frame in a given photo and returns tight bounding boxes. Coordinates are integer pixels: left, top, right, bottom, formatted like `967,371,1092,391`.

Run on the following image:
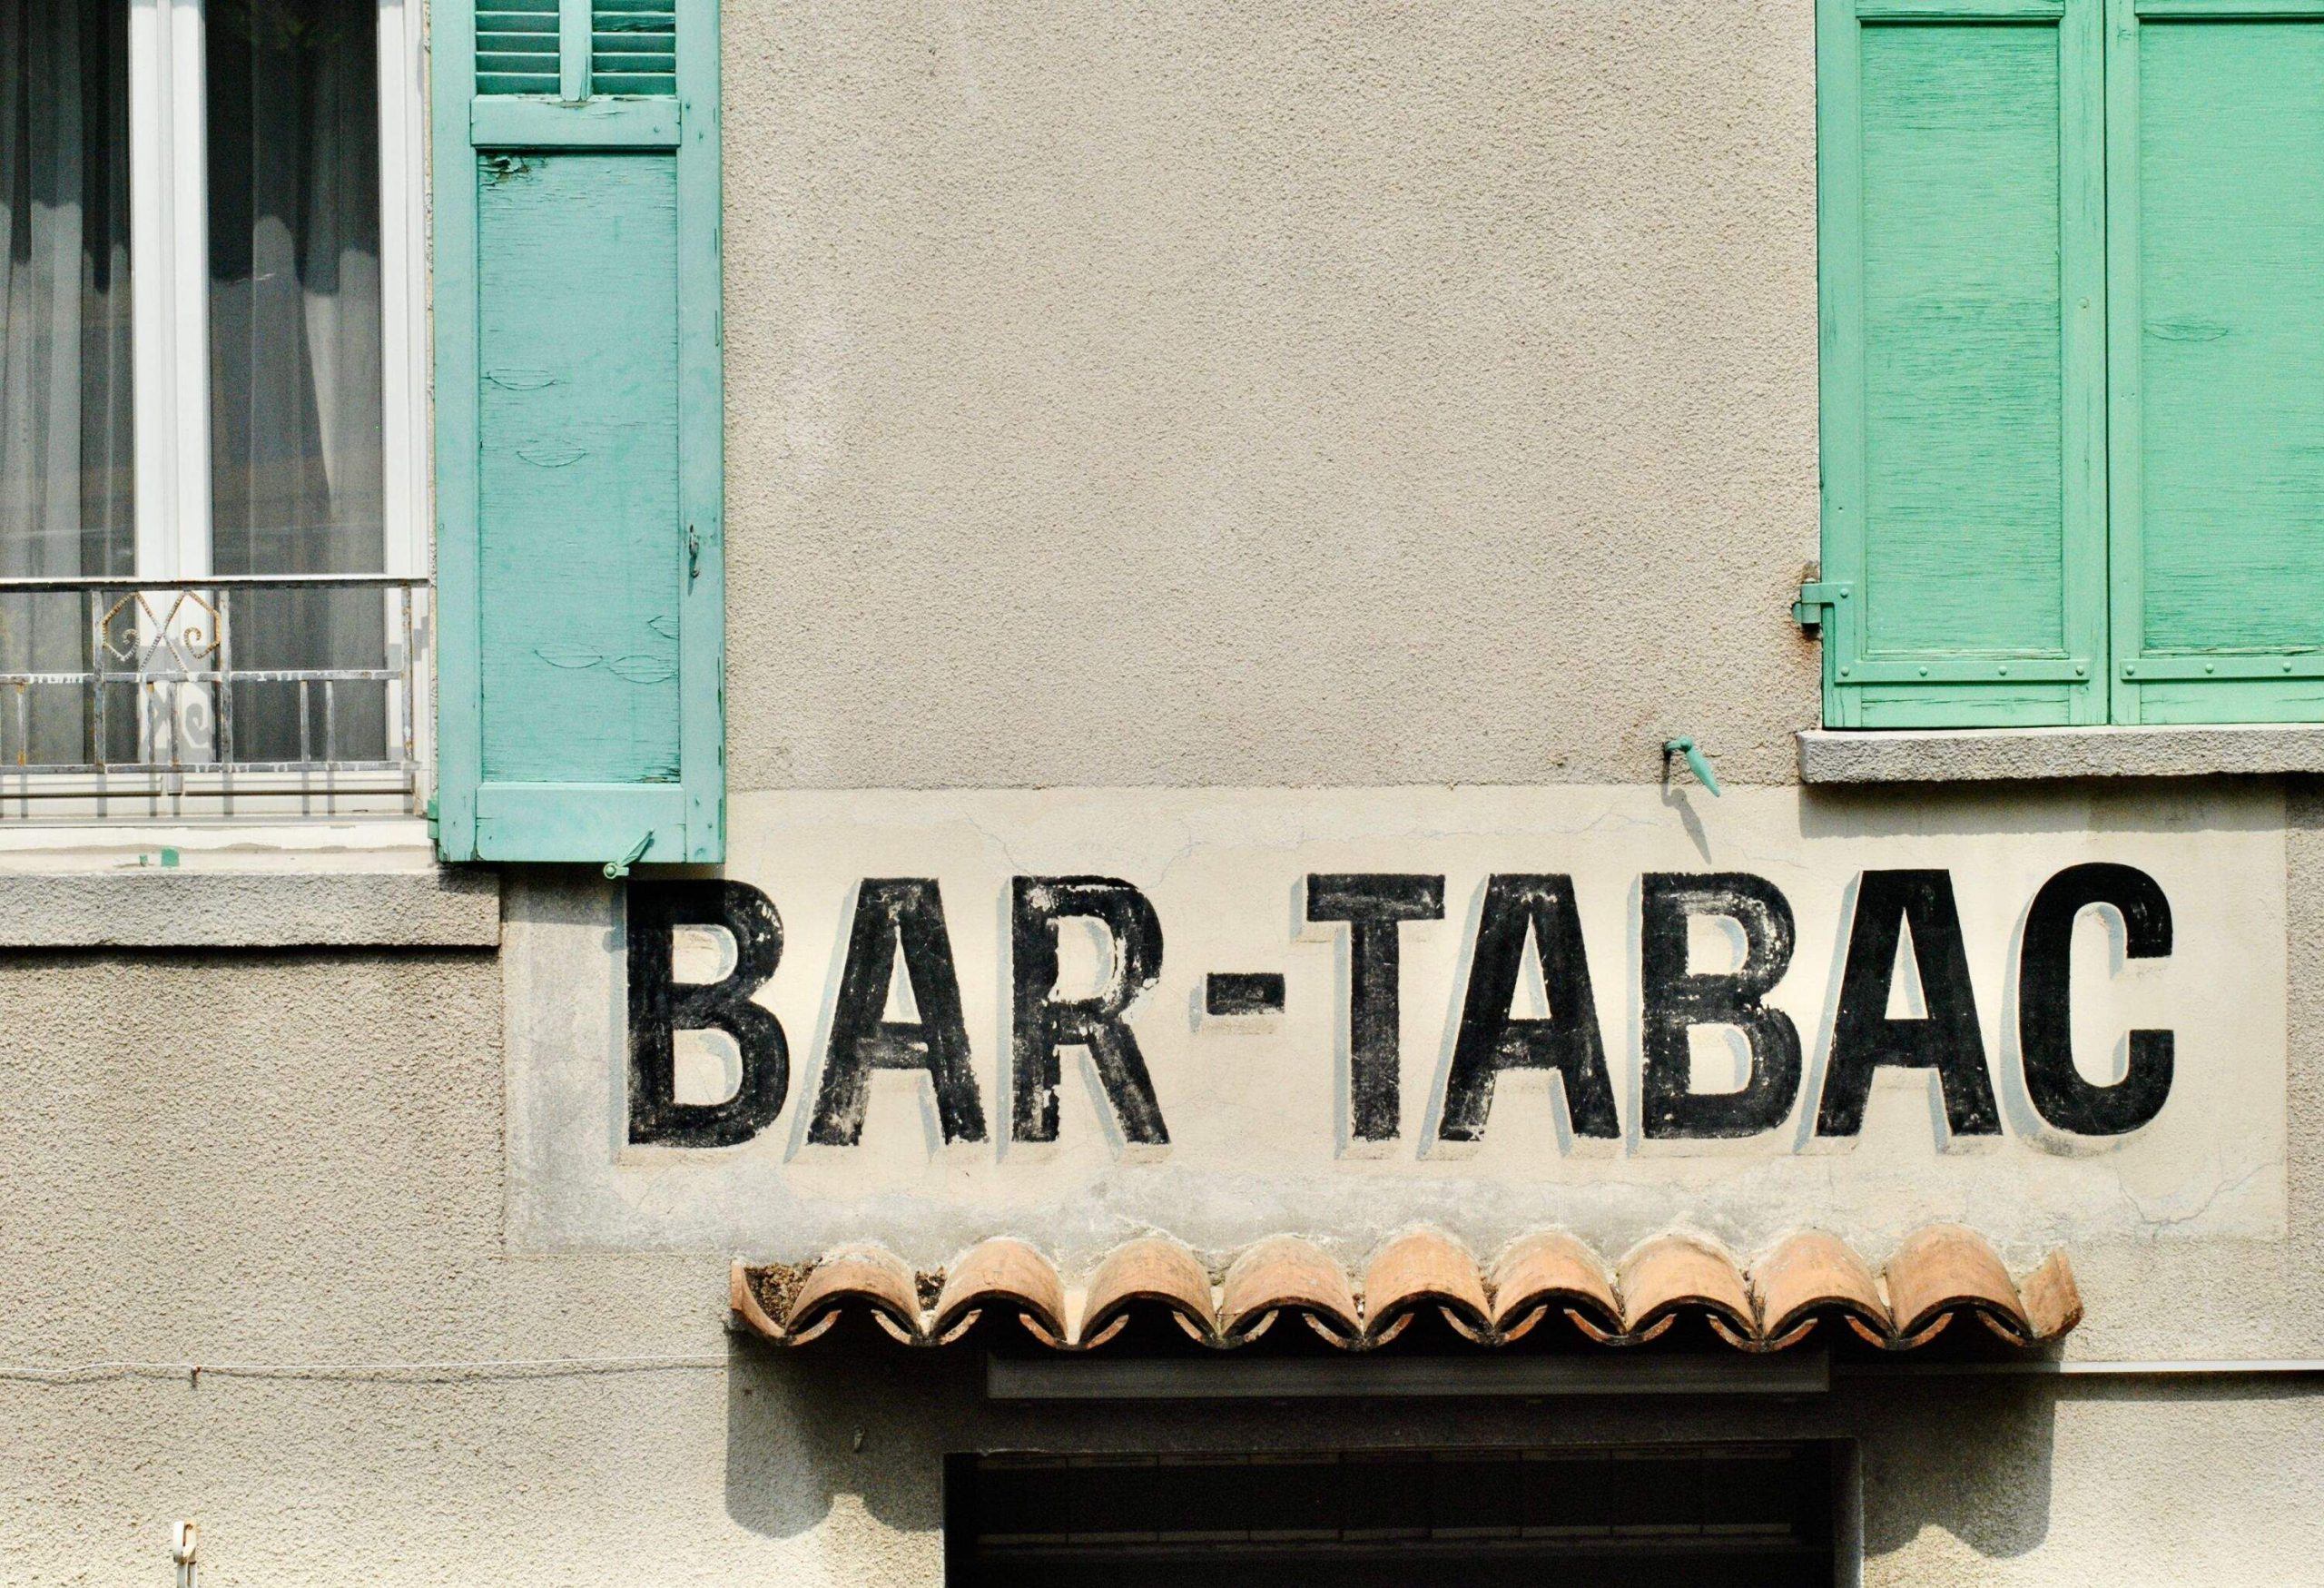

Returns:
126,0,428,581
23,0,435,824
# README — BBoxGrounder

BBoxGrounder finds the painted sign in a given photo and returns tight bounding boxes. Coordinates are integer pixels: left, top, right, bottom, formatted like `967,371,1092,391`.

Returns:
505,785,2287,1260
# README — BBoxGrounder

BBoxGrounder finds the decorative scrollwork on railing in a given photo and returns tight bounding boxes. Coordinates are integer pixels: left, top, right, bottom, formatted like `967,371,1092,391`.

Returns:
0,575,429,806
95,588,223,669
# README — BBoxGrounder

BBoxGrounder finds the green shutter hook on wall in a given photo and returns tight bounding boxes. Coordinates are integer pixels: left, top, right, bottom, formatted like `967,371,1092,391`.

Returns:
605,833,655,880
1663,737,1721,796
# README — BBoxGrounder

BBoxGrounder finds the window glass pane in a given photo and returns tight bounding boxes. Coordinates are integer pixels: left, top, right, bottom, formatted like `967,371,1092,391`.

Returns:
206,0,385,764
0,0,133,767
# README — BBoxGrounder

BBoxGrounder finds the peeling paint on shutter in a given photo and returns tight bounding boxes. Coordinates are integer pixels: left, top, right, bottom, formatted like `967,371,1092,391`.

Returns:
434,0,724,864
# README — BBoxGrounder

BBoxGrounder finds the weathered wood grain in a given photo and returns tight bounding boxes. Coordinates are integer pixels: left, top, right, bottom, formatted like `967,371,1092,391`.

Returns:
477,153,684,788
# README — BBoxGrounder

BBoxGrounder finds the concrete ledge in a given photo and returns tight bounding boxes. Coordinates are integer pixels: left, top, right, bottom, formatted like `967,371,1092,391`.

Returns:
1798,725,2324,784
0,866,501,948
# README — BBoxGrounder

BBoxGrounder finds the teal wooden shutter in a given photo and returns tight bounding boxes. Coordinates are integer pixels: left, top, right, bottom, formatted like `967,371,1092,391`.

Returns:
2105,0,2324,724
1814,0,2107,727
434,0,723,864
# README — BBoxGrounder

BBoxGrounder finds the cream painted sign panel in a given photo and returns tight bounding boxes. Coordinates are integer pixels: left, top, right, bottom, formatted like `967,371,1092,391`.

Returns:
505,784,2287,1262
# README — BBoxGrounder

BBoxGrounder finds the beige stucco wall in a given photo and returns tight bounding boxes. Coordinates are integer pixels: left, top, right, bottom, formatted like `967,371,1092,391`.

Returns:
2,1,2320,1583
1,883,2321,1583
719,0,1823,792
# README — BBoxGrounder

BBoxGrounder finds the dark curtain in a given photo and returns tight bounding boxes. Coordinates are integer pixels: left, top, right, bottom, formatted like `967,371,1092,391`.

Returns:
207,0,386,765
0,0,133,766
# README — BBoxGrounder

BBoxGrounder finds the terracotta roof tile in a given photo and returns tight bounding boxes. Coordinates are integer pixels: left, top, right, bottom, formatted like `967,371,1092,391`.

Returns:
1885,1223,2025,1342
1616,1233,1755,1341
2017,1248,2084,1343
931,1237,1068,1345
732,1225,2080,1355
1080,1235,1217,1347
784,1243,921,1342
1753,1229,1888,1346
1220,1236,1360,1344
1486,1228,1620,1338
1362,1228,1492,1342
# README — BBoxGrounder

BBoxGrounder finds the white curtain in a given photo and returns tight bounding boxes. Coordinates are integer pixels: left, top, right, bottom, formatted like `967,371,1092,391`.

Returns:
0,0,133,765
206,0,384,764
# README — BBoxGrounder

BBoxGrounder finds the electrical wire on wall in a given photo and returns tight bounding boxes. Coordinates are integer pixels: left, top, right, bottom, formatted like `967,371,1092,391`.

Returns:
0,1352,730,1385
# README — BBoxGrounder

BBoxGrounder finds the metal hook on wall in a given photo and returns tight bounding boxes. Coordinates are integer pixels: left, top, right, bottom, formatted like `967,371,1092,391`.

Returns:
1663,736,1722,796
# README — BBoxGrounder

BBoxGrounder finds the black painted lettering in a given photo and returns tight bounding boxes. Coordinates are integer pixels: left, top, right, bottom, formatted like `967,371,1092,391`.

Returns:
1815,870,1999,1139
1305,873,1445,1143
2018,862,2174,1136
809,879,987,1147
627,880,789,1148
1640,873,1803,1139
1438,874,1618,1142
1009,877,1168,1146
1204,972,1286,1017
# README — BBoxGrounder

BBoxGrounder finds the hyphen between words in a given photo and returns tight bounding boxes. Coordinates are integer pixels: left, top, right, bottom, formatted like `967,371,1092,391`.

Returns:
625,866,2176,1155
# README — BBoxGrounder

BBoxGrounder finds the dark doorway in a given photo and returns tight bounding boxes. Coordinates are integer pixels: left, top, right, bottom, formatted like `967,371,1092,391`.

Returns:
945,1444,1841,1588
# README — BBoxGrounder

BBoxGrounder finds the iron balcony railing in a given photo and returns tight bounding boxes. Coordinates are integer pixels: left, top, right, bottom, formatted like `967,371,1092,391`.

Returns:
0,574,429,813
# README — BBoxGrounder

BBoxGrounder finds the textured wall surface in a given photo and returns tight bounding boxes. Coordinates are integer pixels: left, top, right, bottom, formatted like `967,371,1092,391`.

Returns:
0,929,2318,1585
1,0,2319,1581
720,0,1823,791
509,788,2290,1265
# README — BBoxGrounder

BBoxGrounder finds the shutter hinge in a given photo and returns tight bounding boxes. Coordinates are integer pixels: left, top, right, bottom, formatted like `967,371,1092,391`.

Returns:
605,833,654,880
1793,578,1851,634
687,524,701,586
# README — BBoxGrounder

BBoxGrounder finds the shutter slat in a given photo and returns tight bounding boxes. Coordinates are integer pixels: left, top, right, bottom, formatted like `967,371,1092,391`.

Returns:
593,2,675,95
475,0,560,96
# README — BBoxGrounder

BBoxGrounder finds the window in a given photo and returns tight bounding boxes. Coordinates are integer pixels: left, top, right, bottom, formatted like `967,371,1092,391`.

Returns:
1808,0,2324,729
0,0,428,817
944,1445,1844,1588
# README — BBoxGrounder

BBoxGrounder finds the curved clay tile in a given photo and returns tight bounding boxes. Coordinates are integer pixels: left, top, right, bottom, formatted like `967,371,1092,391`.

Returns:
1618,1233,1754,1337
1219,1236,1361,1343
2016,1249,2083,1342
1362,1228,1491,1338
931,1237,1068,1343
1487,1229,1620,1336
736,1225,2077,1356
1753,1229,1890,1343
729,1260,788,1342
1080,1236,1217,1346
787,1244,923,1340
1883,1224,2025,1340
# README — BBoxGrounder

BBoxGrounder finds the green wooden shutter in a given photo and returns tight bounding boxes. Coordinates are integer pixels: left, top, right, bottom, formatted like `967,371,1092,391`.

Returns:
434,0,723,864
1815,0,2107,728
2105,0,2324,724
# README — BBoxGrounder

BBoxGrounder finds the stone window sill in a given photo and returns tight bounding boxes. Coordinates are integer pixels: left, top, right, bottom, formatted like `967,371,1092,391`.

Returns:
0,819,497,947
1797,725,2324,784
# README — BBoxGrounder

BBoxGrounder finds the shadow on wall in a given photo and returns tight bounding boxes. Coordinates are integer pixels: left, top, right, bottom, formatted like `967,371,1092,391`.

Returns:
724,1326,2089,1568
1854,1378,2059,1563
724,1327,982,1541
